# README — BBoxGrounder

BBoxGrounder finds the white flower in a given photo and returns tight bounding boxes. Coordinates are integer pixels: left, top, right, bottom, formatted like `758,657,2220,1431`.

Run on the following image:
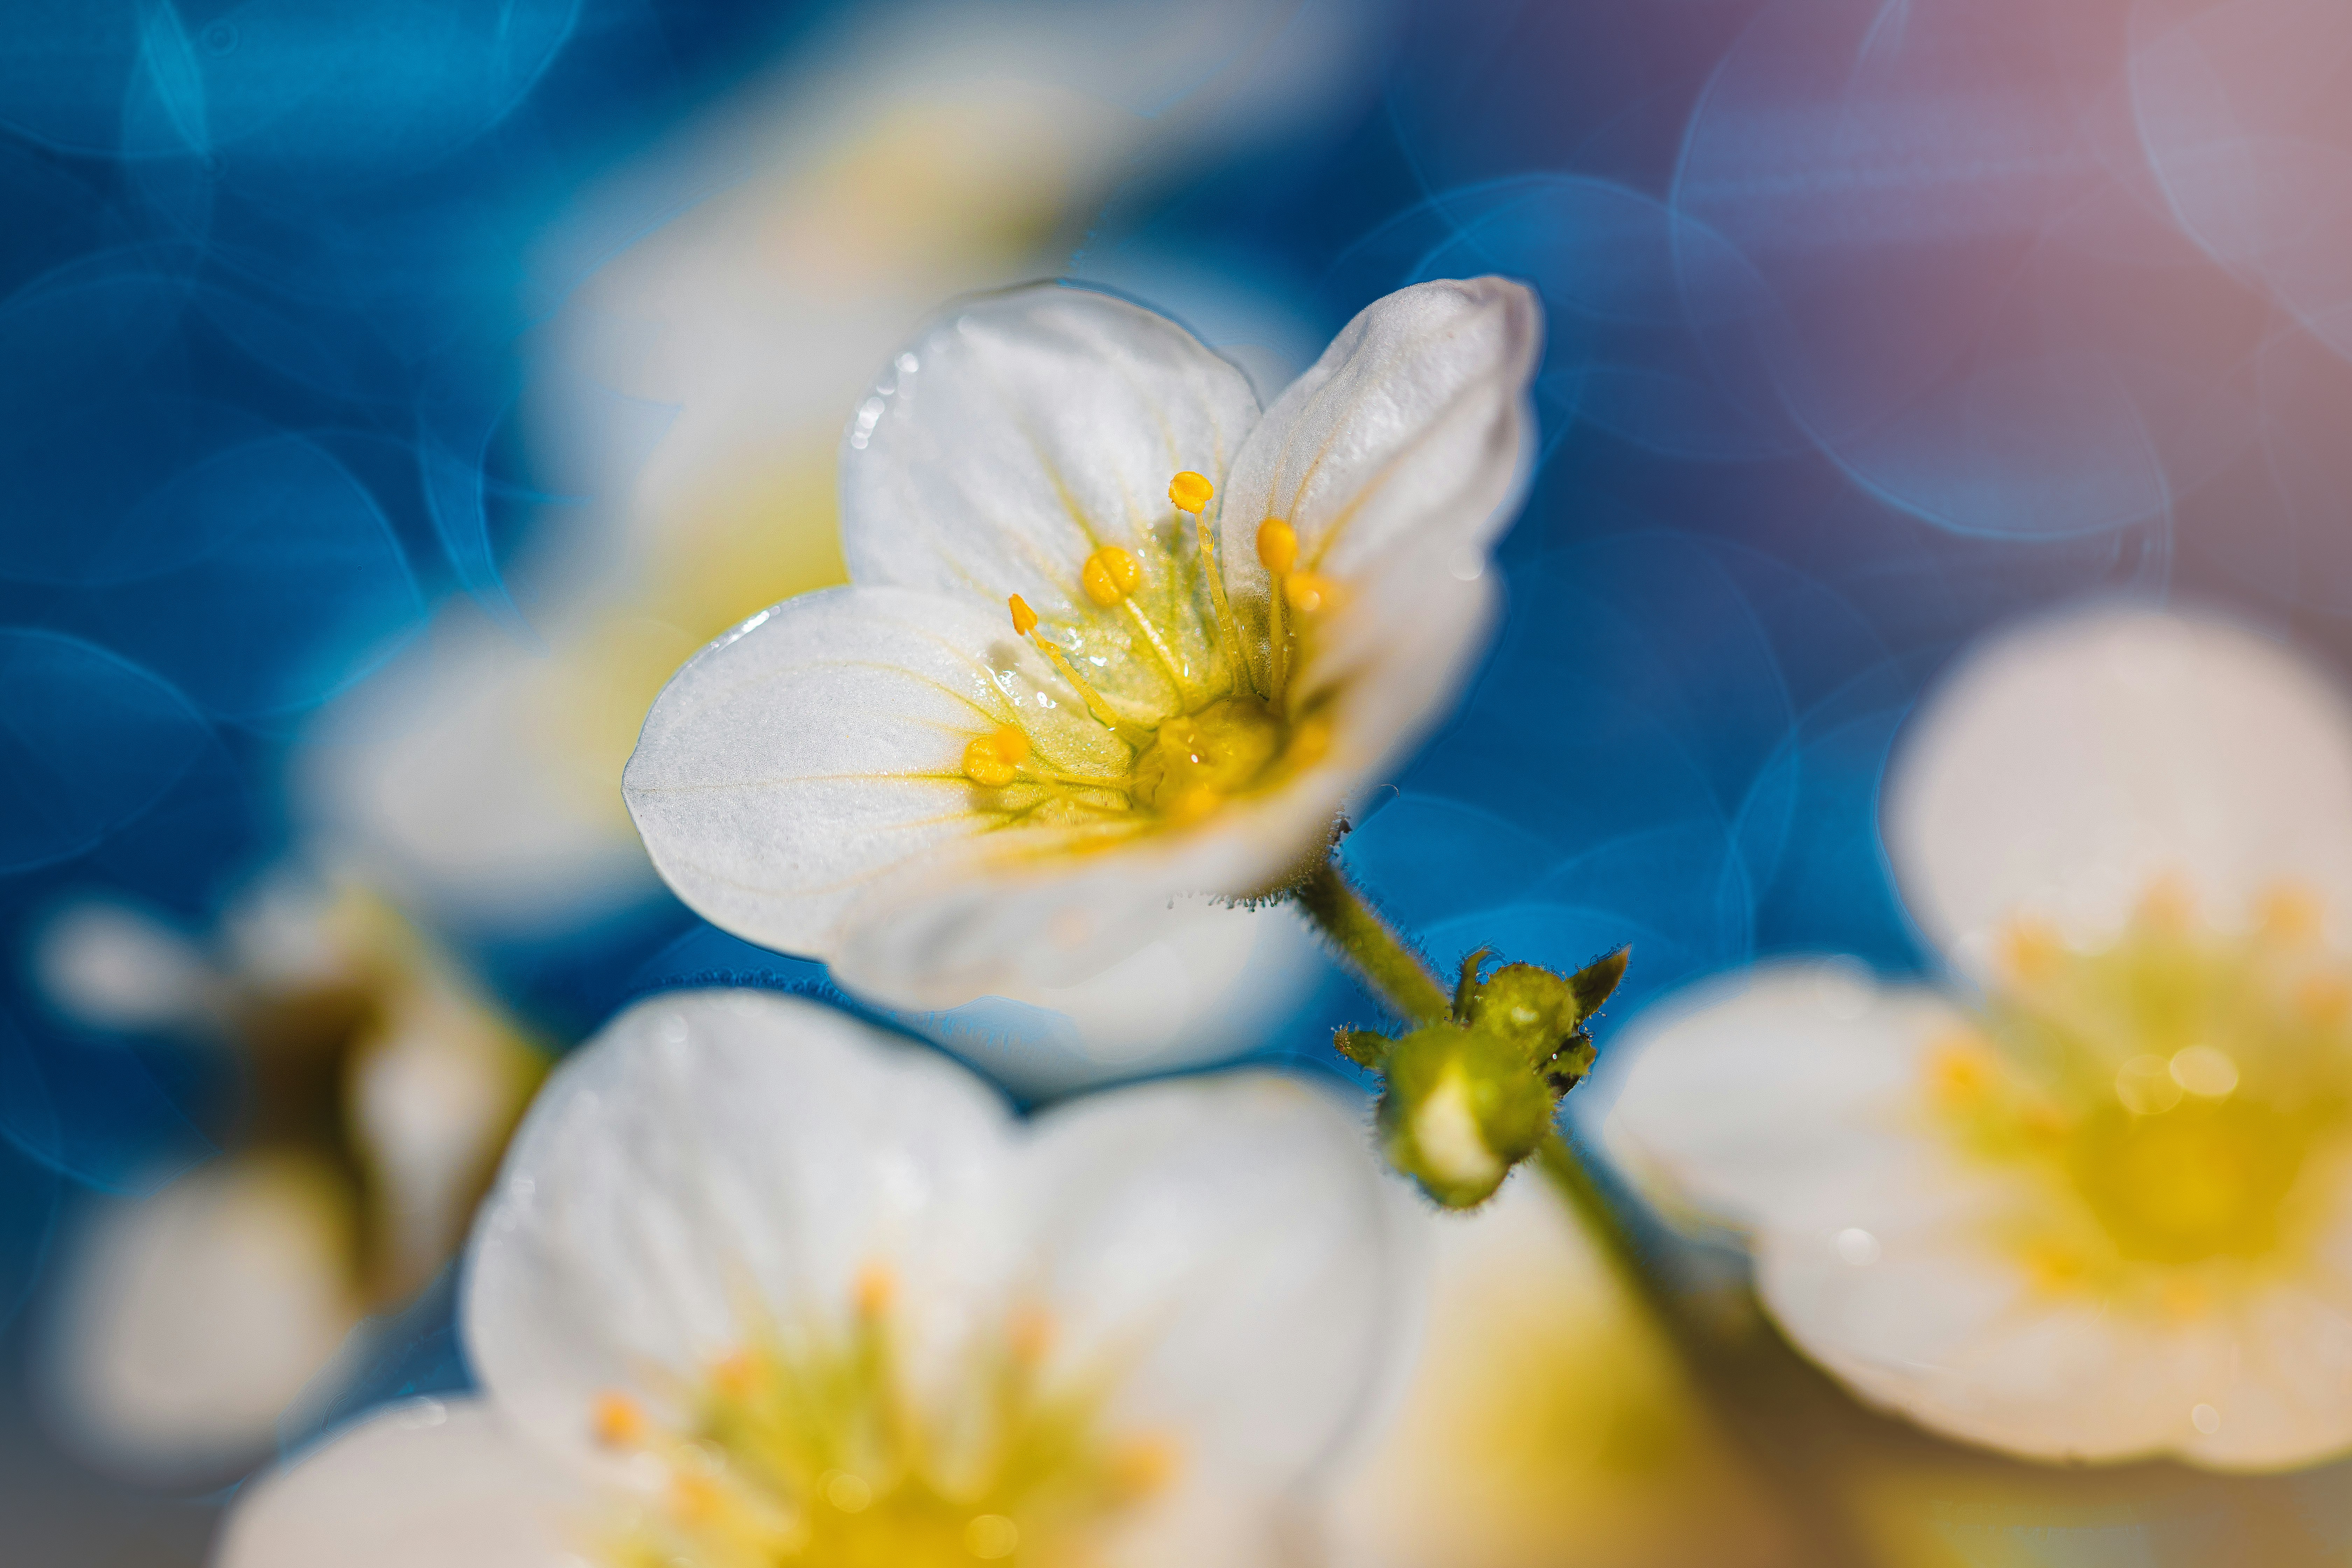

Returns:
297,12,1344,1084
1324,1173,1783,1568
623,278,1540,1009
1607,604,2352,1469
30,872,541,1483
218,988,1412,1568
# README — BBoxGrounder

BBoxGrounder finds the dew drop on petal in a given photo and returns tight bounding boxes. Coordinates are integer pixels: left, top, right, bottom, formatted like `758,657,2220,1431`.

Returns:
2192,1403,2221,1435
2115,1054,2184,1115
1834,1227,1881,1266
2170,1044,2240,1099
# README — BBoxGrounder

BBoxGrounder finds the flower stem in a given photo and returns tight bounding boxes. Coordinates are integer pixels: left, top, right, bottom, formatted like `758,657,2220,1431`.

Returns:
1293,858,1451,1024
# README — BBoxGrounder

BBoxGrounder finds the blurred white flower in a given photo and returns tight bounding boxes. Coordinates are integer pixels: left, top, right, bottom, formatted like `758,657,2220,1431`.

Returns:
31,872,541,1483
1325,1172,1784,1568
300,1,1360,1084
218,988,1412,1568
625,278,1539,1010
1609,604,2352,1469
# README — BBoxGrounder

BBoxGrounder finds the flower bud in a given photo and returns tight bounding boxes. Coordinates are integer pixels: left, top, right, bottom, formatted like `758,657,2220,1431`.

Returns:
1377,1023,1553,1209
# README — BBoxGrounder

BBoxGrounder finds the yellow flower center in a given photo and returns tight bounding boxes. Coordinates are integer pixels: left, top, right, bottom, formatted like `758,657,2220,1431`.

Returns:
1925,883,2352,1302
953,472,1336,847
593,1270,1171,1568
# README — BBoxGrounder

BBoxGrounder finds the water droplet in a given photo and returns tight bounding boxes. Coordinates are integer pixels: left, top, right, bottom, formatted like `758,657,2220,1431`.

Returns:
2170,1044,2239,1098
2191,1402,2221,1434
1834,1227,1881,1266
2116,1054,2184,1115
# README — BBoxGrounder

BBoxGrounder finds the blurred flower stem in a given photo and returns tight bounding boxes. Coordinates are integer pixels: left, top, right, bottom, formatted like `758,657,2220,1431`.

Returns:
1301,852,1876,1566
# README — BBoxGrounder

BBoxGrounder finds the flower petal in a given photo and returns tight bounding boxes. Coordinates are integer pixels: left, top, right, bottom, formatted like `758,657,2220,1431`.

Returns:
1217,277,1540,692
37,1154,364,1485
1018,1072,1413,1489
1324,1174,1779,1568
622,583,1124,965
1603,960,1971,1233
463,989,1017,1473
216,1398,585,1568
840,283,1260,715
1884,603,2352,974
853,898,1324,1097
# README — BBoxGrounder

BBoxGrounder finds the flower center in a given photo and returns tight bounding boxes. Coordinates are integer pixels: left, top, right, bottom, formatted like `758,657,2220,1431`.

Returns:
955,473,1336,840
1924,883,2352,1296
593,1272,1169,1567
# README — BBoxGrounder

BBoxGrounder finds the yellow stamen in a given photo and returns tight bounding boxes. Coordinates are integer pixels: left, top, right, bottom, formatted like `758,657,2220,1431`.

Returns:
1999,917,2065,983
1168,470,1213,514
1007,1304,1054,1366
1080,547,1142,607
855,1262,896,1318
593,1390,647,1448
2137,874,2195,935
1255,518,1298,575
962,726,1030,787
1284,572,1342,615
1009,594,1133,735
2259,883,2324,944
1106,1435,1180,1500
1926,1032,1998,1108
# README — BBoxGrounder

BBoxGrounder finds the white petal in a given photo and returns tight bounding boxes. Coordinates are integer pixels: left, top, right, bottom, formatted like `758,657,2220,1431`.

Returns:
1754,1227,2178,1462
857,897,1325,1097
1217,277,1540,691
216,1397,586,1568
1604,960,1973,1233
1019,1073,1413,1488
1325,1174,1773,1568
348,975,540,1299
36,1155,365,1485
463,989,1017,1473
622,583,1124,967
31,898,216,1033
839,282,1260,628
1884,603,2352,973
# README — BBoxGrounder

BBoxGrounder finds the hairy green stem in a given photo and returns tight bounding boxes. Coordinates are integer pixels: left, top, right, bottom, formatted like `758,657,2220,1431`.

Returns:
1293,858,1452,1023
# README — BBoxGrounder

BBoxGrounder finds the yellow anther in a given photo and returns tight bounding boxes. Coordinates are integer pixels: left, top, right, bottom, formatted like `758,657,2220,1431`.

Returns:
2258,883,2324,944
593,1391,648,1448
1926,1034,1997,1108
711,1351,758,1397
1009,594,1039,637
1080,546,1142,607
1283,572,1342,615
1256,518,1298,575
1106,1435,1180,1499
2136,874,2195,936
1007,1304,1055,1366
1168,470,1213,514
855,1262,896,1318
1998,918,2064,983
962,726,1030,787
671,1471,725,1523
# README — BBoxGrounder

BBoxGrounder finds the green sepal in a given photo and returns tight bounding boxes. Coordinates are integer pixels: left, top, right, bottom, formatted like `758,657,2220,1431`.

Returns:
1334,1027,1393,1070
1569,946,1631,1018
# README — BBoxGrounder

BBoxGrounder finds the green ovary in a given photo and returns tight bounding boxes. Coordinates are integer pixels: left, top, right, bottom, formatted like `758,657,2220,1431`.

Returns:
1129,698,1286,816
